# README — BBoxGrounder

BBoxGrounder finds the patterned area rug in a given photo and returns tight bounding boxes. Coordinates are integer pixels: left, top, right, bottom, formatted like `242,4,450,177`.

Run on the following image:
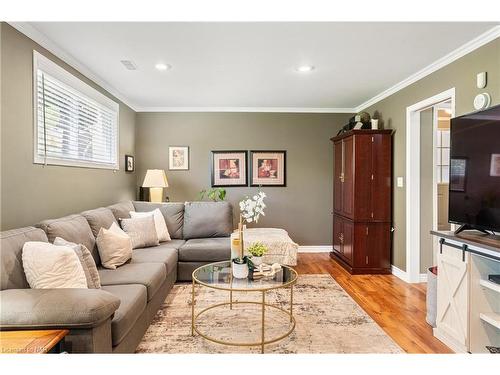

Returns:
136,274,403,353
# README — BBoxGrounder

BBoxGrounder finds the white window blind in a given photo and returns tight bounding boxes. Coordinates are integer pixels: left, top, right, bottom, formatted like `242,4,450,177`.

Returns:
34,51,119,170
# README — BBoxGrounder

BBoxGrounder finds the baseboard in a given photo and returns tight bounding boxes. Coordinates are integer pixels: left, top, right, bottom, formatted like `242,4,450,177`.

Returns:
391,266,429,283
298,246,332,253
391,265,410,282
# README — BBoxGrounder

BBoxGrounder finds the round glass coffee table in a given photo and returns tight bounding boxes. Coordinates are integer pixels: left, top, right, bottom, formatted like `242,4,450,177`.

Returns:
191,261,298,353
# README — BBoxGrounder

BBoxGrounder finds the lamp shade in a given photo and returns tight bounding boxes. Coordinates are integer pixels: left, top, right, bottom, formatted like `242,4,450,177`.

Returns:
142,169,169,188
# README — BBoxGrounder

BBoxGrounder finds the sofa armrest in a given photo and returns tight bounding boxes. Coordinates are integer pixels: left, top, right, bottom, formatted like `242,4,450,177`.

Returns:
0,288,120,330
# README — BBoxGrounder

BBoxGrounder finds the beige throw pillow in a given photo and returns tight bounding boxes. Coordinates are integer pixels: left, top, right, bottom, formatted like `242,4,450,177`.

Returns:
22,241,87,289
129,208,171,242
96,222,133,269
53,237,101,289
120,216,159,249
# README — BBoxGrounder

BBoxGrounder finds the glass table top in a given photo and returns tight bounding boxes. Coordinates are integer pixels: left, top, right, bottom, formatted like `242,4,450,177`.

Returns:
192,261,297,291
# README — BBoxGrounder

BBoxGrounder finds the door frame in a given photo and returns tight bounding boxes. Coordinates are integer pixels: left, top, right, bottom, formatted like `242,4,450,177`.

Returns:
405,88,455,283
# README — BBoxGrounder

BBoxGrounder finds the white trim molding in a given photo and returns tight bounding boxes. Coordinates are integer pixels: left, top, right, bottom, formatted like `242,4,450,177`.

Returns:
135,107,356,113
391,266,428,283
356,25,499,111
298,246,332,253
405,88,455,283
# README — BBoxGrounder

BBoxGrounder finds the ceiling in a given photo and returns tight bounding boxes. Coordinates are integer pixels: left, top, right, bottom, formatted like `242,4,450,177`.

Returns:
17,22,499,111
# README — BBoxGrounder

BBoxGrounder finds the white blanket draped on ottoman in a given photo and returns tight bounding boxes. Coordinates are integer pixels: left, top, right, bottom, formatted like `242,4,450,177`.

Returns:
231,228,298,266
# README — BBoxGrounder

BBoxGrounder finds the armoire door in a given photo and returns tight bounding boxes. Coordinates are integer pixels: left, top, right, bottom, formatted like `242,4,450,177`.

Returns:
342,219,354,262
333,141,343,215
371,134,392,221
342,137,354,218
333,215,343,257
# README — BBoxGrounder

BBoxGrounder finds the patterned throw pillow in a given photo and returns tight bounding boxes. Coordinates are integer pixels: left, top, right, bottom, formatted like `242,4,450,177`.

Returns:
22,241,87,289
53,237,101,288
120,216,159,249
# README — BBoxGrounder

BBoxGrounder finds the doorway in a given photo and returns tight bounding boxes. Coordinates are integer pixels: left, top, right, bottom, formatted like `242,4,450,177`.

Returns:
405,88,455,283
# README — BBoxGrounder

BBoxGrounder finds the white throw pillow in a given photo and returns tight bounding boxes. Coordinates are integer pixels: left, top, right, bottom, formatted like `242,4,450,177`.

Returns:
96,222,133,269
22,241,87,289
130,208,171,242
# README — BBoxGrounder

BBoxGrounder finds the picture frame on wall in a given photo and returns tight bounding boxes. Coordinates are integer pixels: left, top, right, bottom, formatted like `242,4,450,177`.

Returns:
250,150,286,187
211,150,248,187
125,155,134,172
169,146,189,170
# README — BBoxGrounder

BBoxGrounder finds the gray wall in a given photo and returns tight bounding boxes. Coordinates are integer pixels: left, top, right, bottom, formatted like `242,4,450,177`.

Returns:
363,38,500,271
0,23,137,230
135,112,352,245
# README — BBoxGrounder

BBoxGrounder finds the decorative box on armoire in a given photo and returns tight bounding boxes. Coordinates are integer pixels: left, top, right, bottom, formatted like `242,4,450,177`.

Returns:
330,129,393,274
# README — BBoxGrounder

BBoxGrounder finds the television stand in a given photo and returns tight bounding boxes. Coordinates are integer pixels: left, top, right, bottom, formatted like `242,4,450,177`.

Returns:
455,224,491,235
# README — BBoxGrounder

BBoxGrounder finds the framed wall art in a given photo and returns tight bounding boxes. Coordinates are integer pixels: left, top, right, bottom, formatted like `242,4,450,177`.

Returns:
211,151,248,187
250,150,286,187
169,146,189,170
125,155,135,172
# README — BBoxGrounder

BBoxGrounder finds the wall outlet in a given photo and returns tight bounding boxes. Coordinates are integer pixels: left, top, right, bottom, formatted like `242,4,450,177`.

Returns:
397,177,404,188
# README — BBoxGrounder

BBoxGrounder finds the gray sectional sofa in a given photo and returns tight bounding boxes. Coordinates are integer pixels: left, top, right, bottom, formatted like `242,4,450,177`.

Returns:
0,200,233,353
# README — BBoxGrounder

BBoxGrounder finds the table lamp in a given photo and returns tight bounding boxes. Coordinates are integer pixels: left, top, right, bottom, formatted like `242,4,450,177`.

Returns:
142,169,169,203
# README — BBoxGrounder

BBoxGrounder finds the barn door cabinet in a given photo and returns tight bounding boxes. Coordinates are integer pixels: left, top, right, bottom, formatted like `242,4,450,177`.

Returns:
431,231,500,353
331,130,392,274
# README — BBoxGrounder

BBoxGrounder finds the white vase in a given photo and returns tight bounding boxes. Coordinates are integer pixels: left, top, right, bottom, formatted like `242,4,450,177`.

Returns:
232,261,249,279
252,256,263,266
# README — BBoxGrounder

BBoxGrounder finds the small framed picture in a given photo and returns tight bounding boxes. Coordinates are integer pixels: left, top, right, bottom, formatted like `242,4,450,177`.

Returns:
211,151,248,187
169,146,189,170
250,150,286,187
125,155,134,172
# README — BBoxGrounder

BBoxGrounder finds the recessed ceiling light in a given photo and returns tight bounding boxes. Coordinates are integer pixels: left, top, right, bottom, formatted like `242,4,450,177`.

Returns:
155,63,172,71
295,65,315,73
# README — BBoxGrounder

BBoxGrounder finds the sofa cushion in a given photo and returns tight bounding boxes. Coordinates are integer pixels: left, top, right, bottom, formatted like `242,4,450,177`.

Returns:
0,227,48,290
179,238,231,262
183,202,233,240
98,263,166,301
37,214,99,265
81,207,117,238
101,284,147,346
108,201,135,221
133,201,184,239
131,242,181,276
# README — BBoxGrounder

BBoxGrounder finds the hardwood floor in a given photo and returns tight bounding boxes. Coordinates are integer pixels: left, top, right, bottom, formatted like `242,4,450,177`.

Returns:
295,253,452,354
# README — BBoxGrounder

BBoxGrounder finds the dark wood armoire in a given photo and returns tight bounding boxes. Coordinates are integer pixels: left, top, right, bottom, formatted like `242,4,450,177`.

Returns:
330,129,393,274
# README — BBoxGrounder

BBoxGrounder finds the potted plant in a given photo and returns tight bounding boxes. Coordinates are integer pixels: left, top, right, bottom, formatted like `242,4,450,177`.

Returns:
232,190,266,278
247,242,267,266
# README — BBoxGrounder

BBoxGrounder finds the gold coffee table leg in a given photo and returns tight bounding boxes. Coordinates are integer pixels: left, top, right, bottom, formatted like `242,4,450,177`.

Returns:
261,291,265,354
191,279,195,336
290,284,294,322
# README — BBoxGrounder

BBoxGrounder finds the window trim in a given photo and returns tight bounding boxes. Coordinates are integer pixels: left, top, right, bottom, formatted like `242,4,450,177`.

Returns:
33,50,120,170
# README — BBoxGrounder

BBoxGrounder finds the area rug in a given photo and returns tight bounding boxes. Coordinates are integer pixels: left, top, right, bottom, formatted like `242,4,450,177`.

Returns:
136,274,403,353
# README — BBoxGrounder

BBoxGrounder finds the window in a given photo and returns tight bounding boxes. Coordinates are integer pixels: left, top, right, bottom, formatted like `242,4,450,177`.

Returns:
33,51,119,170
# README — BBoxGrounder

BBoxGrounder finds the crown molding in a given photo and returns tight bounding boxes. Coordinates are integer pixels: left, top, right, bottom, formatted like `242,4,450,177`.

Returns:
8,22,139,111
135,106,356,113
355,25,500,112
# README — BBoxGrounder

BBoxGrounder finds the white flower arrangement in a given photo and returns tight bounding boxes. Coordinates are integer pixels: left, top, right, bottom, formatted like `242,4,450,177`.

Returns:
239,191,266,223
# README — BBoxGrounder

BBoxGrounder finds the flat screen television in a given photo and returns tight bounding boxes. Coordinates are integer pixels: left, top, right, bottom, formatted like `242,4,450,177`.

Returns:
449,104,500,234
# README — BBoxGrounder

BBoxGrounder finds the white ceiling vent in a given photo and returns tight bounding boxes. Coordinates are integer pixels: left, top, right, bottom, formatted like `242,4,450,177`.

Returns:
120,60,137,70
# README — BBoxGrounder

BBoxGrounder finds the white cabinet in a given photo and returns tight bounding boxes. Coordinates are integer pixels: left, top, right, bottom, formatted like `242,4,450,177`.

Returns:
435,241,470,353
